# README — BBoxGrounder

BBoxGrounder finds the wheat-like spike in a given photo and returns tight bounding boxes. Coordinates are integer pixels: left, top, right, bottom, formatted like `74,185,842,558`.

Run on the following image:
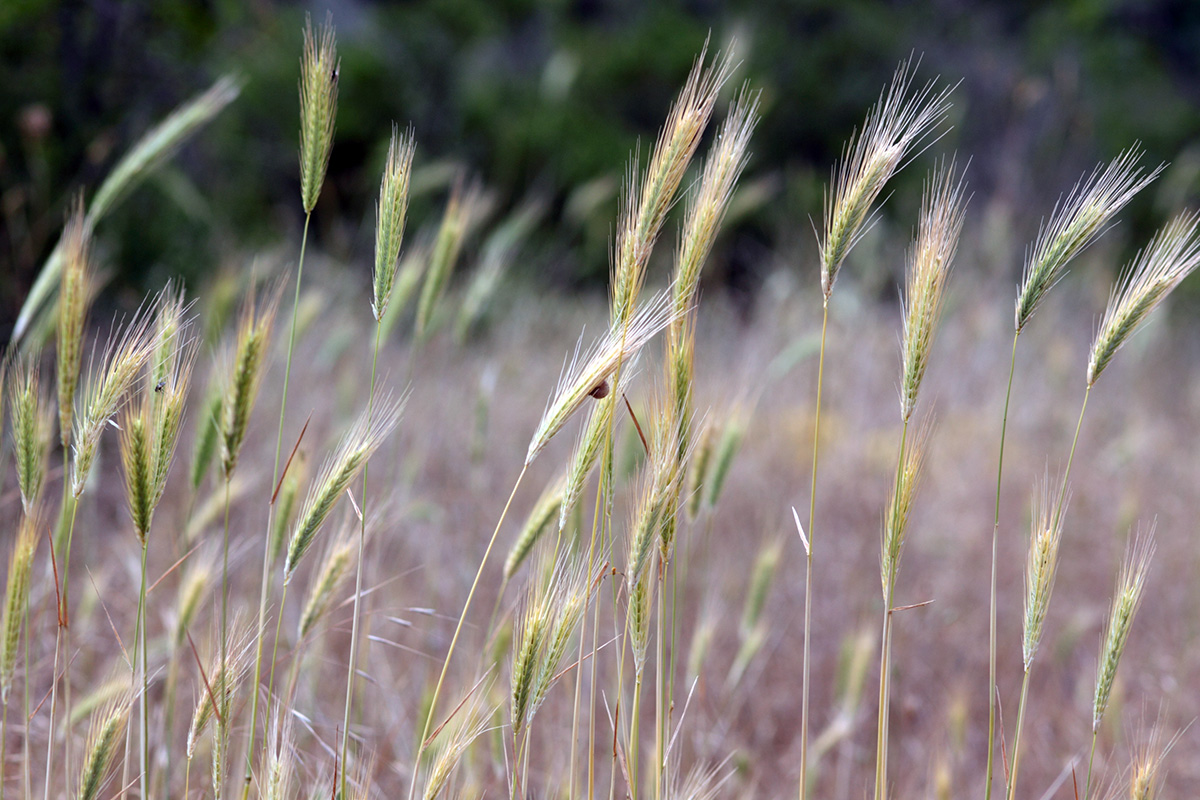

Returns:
190,378,223,492
187,625,252,760
511,597,549,740
612,47,732,326
9,357,51,513
455,200,544,342
672,88,760,318
71,305,158,497
820,58,954,299
530,558,592,717
703,404,747,511
1016,146,1162,332
527,291,679,466
373,126,417,321
684,418,714,521
174,555,212,648
504,474,566,580
628,571,655,672
283,392,404,582
1,508,40,703
422,692,492,800
56,201,92,449
626,401,680,586
1128,726,1174,800
298,532,355,640
415,181,483,339
299,13,338,213
900,159,968,422
262,710,295,800
270,461,305,566
220,284,281,479
1093,527,1155,732
880,417,933,597
1088,210,1200,386
1022,477,1069,671
119,414,155,542
77,695,131,800
741,538,784,637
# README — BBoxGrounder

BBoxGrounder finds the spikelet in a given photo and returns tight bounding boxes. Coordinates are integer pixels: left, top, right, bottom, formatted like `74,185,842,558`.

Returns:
684,418,714,520
1088,211,1200,386
297,528,356,640
1016,147,1161,332
628,571,654,672
530,559,590,716
422,692,492,800
270,457,305,565
119,414,154,541
71,305,158,497
56,201,92,449
880,418,932,598
704,404,747,511
1022,478,1068,671
820,59,954,299
415,181,482,339
187,625,252,760
741,538,783,637
77,695,131,800
190,377,223,491
504,474,566,580
299,14,338,214
373,126,417,321
1128,726,1174,800
263,710,295,800
511,598,549,740
1093,528,1154,732
283,392,404,582
9,357,52,512
220,285,281,479
1,509,39,702
899,160,967,422
626,402,681,586
611,48,732,326
528,292,678,466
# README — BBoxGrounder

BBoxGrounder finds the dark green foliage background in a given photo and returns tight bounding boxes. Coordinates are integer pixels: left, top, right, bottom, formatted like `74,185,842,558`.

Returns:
2,0,1199,332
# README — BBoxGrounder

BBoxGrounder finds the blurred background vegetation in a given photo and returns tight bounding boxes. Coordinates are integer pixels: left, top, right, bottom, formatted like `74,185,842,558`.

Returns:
2,0,1199,338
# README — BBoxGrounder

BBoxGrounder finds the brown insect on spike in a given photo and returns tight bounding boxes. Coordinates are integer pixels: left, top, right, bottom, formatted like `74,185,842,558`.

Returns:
588,380,611,400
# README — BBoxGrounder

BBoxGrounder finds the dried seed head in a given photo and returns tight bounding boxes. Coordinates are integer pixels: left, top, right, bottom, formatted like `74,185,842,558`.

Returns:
1022,477,1068,671
611,46,732,326
1093,527,1154,732
299,14,338,213
527,291,680,466
57,200,93,449
900,160,968,421
820,59,954,299
283,391,404,582
1016,146,1162,332
1088,210,1200,386
373,127,417,321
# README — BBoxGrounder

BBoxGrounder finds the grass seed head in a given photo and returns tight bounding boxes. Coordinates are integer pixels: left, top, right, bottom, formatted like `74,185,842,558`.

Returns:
900,159,967,422
1022,477,1068,671
881,417,932,597
820,58,954,299
505,473,566,580
9,357,52,513
297,529,356,640
1088,210,1200,386
1,508,40,702
57,200,93,449
415,180,483,339
373,126,417,321
284,391,404,582
220,283,281,479
299,13,338,213
77,695,131,800
1093,527,1155,732
1016,146,1162,332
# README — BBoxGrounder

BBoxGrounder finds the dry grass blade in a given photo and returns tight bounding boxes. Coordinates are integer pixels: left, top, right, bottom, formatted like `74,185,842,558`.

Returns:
373,126,417,321
1016,146,1162,332
1093,527,1155,732
1087,210,1200,386
299,13,338,213
1022,477,1068,671
820,57,954,299
900,159,968,421
283,391,404,581
527,291,679,466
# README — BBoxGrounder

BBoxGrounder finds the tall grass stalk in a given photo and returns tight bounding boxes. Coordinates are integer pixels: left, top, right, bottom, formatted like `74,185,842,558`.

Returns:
243,17,337,794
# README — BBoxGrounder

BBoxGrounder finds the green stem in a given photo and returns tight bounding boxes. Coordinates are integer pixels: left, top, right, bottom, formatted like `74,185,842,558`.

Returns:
408,464,529,800
1005,669,1032,800
242,211,312,800
629,668,644,800
800,300,828,800
44,491,78,800
985,332,1019,800
1056,386,1090,522
1083,729,1099,800
339,320,383,798
654,573,665,800
139,540,150,800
